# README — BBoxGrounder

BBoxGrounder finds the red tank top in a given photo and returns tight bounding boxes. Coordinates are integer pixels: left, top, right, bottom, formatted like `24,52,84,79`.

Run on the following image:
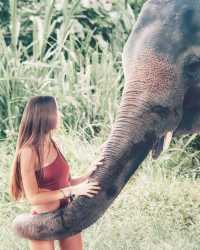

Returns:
35,140,71,205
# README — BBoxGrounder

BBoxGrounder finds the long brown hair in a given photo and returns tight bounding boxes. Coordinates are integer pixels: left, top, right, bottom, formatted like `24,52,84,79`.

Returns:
9,95,58,201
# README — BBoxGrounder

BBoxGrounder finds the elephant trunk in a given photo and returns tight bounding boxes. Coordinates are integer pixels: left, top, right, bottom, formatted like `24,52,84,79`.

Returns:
12,118,156,241
12,49,176,240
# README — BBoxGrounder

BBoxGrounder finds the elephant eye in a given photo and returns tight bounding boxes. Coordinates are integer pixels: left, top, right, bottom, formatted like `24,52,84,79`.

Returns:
184,55,200,82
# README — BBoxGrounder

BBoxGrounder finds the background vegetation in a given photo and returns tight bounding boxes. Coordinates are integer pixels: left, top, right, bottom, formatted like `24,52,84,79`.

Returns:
1,0,200,249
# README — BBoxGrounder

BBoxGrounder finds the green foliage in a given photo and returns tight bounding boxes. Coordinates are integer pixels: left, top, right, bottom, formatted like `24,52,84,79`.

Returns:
0,0,199,150
0,0,140,140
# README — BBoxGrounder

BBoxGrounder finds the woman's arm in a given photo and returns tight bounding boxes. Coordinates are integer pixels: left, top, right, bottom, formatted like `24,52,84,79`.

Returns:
20,147,71,205
69,173,90,186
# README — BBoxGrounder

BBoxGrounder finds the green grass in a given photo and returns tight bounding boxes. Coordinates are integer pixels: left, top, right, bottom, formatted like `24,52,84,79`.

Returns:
1,1,200,249
1,131,200,250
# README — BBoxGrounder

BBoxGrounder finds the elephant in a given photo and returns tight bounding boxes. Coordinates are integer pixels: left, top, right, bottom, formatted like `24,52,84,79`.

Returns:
12,0,200,240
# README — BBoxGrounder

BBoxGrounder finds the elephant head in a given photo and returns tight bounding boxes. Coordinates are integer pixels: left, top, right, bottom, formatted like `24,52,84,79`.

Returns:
12,0,200,240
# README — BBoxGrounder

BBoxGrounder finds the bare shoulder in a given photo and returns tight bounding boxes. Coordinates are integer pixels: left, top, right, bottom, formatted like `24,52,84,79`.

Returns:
20,146,35,157
19,146,37,169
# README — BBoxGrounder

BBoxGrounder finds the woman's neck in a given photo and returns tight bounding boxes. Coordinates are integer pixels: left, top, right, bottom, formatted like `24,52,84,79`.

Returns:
43,133,52,146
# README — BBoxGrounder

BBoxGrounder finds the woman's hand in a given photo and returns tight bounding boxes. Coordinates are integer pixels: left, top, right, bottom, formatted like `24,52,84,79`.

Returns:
87,157,104,175
70,179,101,198
87,141,107,175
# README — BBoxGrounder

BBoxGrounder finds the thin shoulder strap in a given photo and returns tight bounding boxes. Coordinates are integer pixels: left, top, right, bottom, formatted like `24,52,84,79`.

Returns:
51,138,68,163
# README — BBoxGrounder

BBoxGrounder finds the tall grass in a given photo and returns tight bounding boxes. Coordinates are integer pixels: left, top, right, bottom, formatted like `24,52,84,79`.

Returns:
1,1,200,250
0,0,136,140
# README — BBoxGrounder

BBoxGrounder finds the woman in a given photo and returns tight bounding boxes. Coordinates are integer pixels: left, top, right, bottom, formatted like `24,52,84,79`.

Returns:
9,95,102,250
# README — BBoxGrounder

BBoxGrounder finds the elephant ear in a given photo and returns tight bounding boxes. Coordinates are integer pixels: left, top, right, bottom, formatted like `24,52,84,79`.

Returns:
152,132,173,159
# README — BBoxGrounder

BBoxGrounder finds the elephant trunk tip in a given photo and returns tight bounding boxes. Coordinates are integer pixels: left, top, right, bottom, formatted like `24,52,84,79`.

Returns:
12,213,33,239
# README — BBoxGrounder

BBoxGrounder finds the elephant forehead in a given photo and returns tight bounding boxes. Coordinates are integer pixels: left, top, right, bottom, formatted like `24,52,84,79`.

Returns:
154,9,200,61
133,0,200,63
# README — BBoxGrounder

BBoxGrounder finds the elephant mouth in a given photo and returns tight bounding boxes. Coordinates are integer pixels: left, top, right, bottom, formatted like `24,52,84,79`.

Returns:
151,131,173,159
152,84,200,159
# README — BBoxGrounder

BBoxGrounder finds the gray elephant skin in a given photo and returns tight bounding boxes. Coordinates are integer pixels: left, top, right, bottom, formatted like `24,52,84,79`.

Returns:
12,0,200,240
